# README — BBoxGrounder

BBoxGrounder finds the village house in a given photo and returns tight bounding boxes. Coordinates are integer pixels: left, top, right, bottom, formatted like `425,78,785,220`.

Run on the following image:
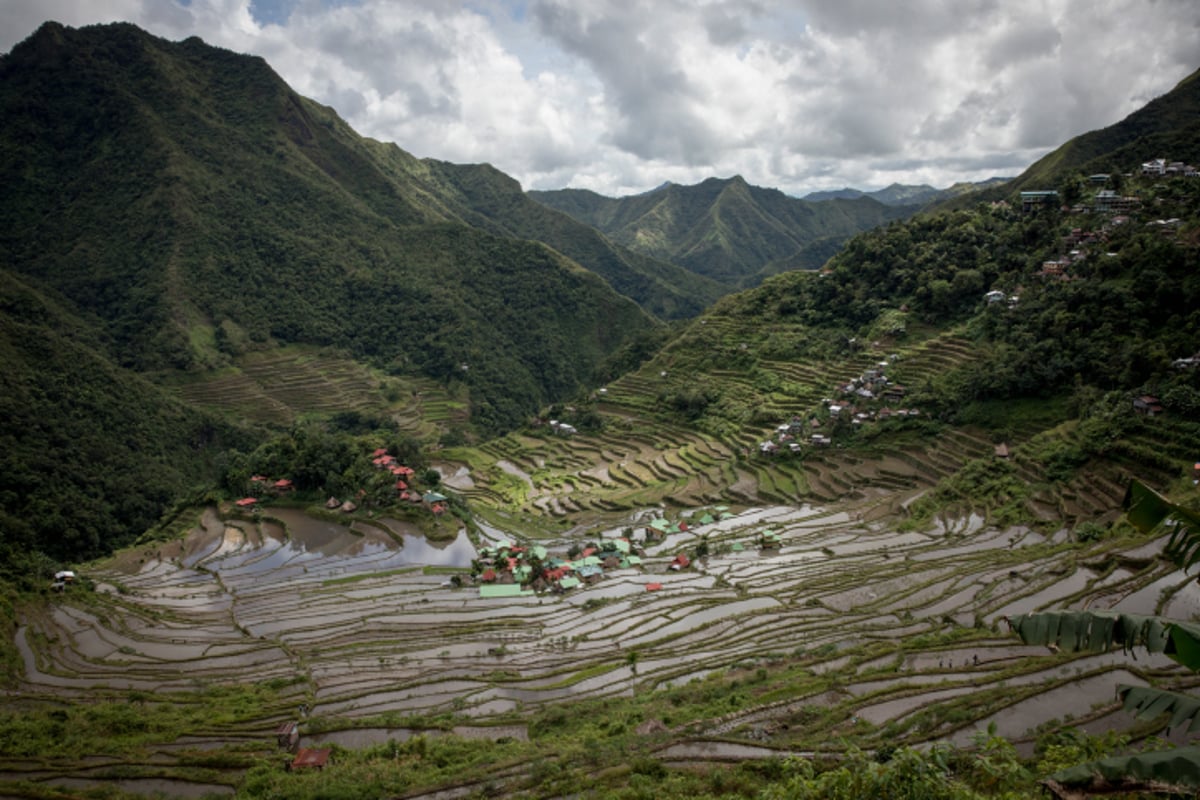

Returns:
1173,353,1200,370
1020,190,1059,212
1037,261,1069,279
1094,189,1140,214
1142,158,1167,176
289,748,331,771
1133,395,1164,417
275,721,300,751
549,420,577,436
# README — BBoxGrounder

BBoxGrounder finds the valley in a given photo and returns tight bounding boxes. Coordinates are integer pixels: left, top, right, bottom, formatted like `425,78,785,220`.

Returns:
2,19,1200,800
7,314,1200,797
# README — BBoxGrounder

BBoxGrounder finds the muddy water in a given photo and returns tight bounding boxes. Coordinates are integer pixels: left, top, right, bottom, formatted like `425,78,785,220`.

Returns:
987,568,1097,621
198,509,477,578
948,669,1147,746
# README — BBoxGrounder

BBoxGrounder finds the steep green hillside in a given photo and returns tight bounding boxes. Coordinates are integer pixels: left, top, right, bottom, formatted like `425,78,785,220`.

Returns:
531,176,915,285
0,22,657,433
402,160,726,318
0,271,252,577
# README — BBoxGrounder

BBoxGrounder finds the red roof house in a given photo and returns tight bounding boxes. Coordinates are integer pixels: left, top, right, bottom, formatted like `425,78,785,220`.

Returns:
235,497,258,508
290,748,331,771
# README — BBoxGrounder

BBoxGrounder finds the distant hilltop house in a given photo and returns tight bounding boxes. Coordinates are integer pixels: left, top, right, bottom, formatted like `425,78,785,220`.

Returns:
1020,190,1058,212
1141,158,1199,177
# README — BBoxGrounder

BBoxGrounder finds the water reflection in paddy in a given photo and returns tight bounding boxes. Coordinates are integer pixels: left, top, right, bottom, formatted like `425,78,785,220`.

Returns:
194,509,477,580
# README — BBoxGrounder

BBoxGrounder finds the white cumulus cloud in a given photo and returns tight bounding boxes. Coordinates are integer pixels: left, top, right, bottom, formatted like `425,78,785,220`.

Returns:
2,0,1197,196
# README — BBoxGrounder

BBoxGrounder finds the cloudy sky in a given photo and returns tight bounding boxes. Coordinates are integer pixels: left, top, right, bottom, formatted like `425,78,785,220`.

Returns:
3,0,1199,196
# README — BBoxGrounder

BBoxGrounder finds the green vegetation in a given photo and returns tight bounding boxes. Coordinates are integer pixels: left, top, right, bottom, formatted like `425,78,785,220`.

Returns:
532,175,916,286
5,20,1200,800
0,271,256,576
0,21,658,436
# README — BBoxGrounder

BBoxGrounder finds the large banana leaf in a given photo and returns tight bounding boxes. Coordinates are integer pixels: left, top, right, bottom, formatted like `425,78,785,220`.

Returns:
1123,478,1200,572
1008,611,1200,671
1043,744,1200,798
1118,684,1200,733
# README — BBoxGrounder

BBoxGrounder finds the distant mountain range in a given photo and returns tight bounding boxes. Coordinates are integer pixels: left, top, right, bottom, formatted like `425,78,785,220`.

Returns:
800,179,1011,206
530,176,914,287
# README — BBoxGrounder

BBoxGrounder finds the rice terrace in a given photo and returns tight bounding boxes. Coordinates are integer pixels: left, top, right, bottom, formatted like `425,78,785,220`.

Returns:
7,328,1200,799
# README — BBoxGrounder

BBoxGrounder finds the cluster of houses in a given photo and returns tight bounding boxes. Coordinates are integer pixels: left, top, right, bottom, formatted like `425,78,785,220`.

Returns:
364,448,449,514
985,216,1127,299
642,507,736,541
645,511,781,555
1020,156,1195,217
472,538,645,597
232,449,449,516
758,363,922,456
234,475,295,511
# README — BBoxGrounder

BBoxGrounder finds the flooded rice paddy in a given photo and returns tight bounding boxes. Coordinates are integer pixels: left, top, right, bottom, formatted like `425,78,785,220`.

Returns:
10,495,1200,789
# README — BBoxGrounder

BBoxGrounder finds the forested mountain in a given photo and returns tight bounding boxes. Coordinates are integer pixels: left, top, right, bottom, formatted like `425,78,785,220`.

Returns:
529,175,915,285
0,270,252,575
801,178,1010,206
408,160,726,318
0,21,657,433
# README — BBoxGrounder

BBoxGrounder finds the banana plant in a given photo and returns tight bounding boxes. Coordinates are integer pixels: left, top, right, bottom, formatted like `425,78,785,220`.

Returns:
1006,479,1200,797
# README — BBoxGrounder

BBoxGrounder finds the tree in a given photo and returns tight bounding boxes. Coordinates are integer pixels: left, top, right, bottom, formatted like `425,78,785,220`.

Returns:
1008,479,1200,797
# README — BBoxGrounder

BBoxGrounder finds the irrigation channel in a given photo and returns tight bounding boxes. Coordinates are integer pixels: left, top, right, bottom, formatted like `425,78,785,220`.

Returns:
7,496,1200,795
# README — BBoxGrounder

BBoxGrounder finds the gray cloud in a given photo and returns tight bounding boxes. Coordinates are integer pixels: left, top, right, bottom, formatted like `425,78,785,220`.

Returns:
1,0,1197,196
